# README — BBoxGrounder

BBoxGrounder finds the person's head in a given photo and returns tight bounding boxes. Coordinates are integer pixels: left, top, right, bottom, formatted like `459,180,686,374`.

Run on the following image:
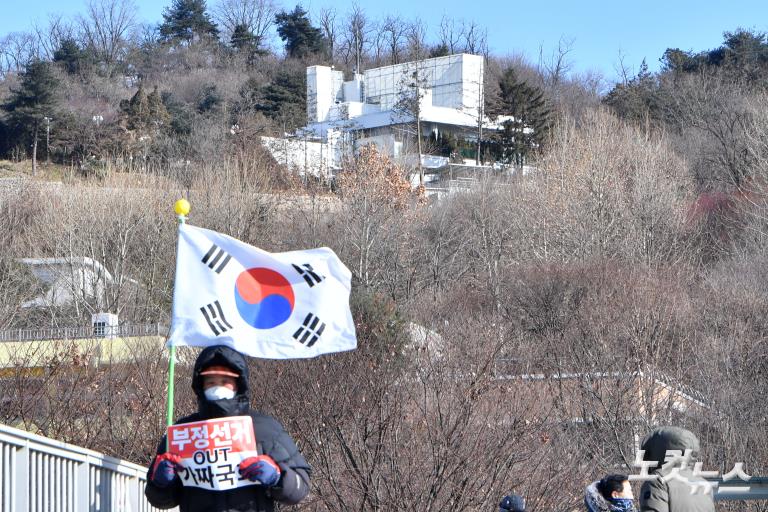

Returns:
192,345,249,409
641,426,700,468
597,475,633,500
200,364,240,400
499,494,525,512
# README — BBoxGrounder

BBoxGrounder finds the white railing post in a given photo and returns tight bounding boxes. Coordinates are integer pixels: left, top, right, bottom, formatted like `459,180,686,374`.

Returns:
76,456,89,510
14,441,28,512
2,427,175,512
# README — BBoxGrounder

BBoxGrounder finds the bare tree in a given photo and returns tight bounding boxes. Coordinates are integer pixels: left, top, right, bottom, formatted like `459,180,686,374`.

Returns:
438,16,464,55
614,49,633,86
535,108,692,264
77,0,137,72
317,7,338,65
214,0,277,50
540,35,575,89
404,18,428,61
340,3,371,73
32,15,76,61
461,20,488,57
368,20,388,67
555,70,605,120
392,61,429,184
666,74,756,190
0,32,40,75
380,15,407,65
259,290,548,512
335,146,415,287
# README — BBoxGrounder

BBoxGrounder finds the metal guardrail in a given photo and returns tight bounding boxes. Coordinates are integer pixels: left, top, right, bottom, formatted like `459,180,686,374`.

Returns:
0,324,166,343
714,477,768,501
0,423,174,511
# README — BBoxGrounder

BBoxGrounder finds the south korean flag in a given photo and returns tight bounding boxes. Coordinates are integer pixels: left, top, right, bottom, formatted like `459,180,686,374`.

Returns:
168,224,357,359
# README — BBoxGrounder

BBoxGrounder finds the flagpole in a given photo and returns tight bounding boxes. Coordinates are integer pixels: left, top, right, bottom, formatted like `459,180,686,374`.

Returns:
167,198,191,434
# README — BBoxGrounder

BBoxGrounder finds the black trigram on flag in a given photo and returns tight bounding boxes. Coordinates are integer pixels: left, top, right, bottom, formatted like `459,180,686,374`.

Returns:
292,263,324,287
201,244,232,274
200,301,233,336
292,313,325,347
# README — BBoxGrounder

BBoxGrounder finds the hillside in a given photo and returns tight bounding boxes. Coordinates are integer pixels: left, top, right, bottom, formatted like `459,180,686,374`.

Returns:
3,2,768,510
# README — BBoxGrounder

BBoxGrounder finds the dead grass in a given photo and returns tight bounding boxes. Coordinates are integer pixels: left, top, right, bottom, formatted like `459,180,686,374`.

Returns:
0,160,74,182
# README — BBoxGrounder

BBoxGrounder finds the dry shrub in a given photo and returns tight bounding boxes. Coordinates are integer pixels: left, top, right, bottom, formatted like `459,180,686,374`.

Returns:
334,146,420,288
0,336,171,462
246,291,549,512
535,108,693,263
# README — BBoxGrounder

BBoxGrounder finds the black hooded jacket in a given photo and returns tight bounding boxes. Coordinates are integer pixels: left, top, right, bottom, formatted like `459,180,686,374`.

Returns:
145,345,311,512
639,427,714,512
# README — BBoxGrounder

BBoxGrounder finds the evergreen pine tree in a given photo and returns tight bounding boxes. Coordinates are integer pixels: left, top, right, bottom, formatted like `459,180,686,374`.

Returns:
147,86,171,129
659,29,768,85
604,60,662,125
259,71,306,128
53,38,91,75
159,0,219,43
120,85,170,135
235,70,306,130
230,23,257,50
717,30,768,83
275,6,325,58
660,48,701,74
196,84,222,114
123,85,150,130
494,67,551,167
230,23,263,65
3,59,59,175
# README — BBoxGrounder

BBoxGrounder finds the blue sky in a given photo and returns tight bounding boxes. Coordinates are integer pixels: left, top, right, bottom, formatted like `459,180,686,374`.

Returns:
2,0,766,82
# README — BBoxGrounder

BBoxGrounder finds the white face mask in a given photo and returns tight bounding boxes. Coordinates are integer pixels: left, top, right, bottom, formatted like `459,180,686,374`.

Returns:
204,386,236,401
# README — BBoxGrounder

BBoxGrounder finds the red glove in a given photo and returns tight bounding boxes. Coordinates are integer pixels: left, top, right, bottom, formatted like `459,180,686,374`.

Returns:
239,455,281,486
150,452,184,488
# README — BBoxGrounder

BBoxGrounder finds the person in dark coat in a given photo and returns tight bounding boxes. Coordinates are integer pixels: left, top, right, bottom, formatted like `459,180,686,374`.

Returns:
499,493,526,512
638,427,714,512
145,345,311,512
585,474,636,512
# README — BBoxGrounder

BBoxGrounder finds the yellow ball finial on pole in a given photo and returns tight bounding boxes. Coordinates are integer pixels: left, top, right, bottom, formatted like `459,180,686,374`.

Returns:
174,198,191,217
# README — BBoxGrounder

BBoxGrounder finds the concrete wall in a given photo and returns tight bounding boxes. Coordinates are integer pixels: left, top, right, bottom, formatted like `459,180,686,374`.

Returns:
306,66,344,123
363,54,483,112
261,135,344,178
307,54,485,125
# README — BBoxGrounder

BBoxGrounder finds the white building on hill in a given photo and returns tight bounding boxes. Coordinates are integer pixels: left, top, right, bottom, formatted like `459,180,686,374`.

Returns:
306,53,484,135
262,53,509,178
20,257,113,309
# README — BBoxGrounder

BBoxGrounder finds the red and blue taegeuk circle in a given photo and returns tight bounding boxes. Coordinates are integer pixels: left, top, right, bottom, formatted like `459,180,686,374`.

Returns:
234,268,295,329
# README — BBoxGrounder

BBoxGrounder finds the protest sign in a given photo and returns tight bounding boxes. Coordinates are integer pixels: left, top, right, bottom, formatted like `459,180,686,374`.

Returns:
167,415,258,491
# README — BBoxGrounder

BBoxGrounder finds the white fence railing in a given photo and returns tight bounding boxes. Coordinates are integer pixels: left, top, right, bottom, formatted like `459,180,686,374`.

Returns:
0,423,174,512
0,323,166,343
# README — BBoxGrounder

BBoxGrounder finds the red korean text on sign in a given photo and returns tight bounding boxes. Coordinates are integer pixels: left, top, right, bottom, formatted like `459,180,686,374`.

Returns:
168,416,256,458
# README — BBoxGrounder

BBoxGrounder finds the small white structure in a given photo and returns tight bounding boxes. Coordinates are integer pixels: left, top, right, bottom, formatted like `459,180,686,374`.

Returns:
92,312,119,338
261,129,346,178
20,257,113,309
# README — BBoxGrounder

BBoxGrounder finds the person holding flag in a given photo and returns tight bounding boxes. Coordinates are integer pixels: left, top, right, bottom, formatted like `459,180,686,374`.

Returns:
145,344,311,511
145,201,356,511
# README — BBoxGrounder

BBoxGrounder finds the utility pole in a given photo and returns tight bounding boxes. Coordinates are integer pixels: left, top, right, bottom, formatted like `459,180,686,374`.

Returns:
412,62,424,186
44,116,51,164
92,114,103,157
476,61,484,166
